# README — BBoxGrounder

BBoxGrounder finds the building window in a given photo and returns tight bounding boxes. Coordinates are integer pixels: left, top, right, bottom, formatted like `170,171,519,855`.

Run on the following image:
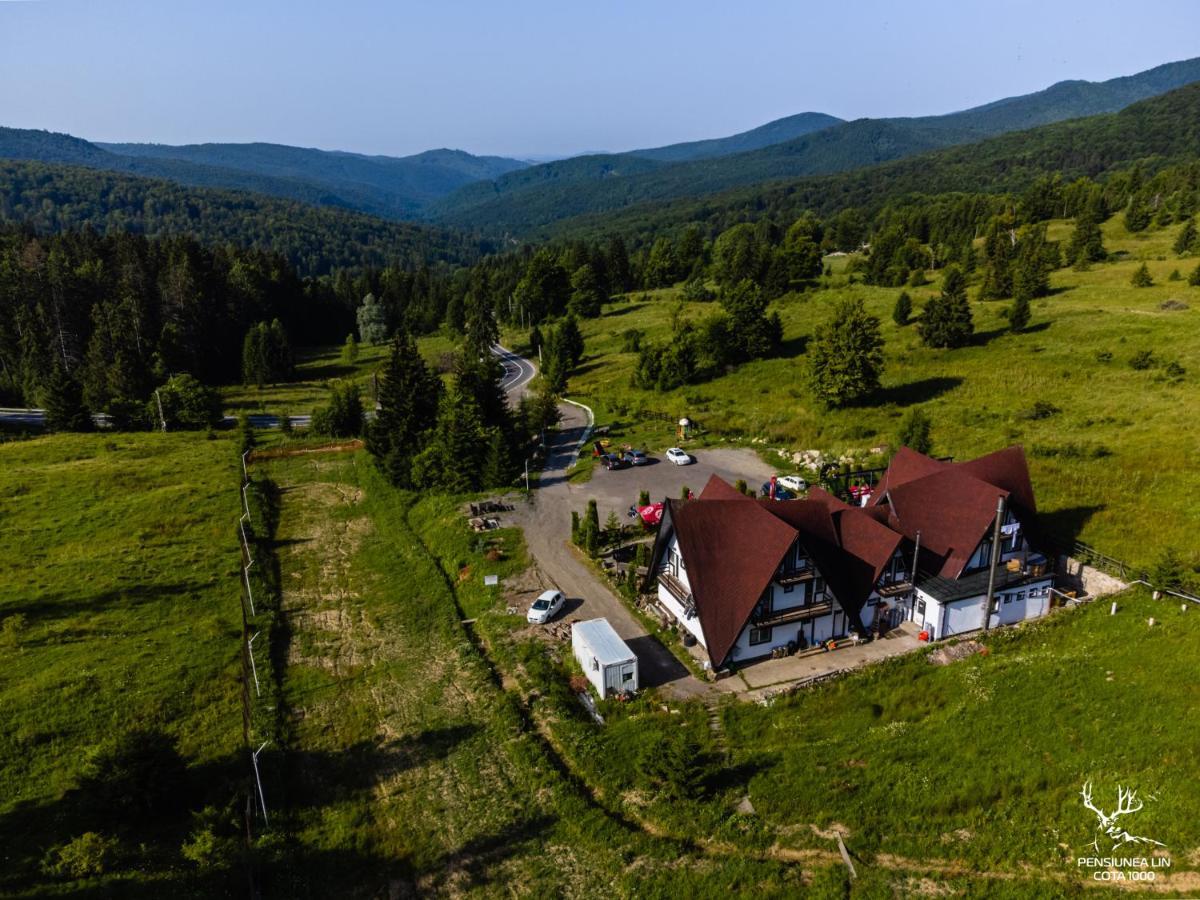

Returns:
622,670,634,683
916,599,926,617
783,583,794,594
1003,593,1012,604
1017,591,1025,603
749,626,772,645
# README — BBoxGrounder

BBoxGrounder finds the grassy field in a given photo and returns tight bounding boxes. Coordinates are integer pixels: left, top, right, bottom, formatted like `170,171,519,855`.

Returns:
545,586,1200,885
256,449,865,897
0,432,243,897
528,215,1199,567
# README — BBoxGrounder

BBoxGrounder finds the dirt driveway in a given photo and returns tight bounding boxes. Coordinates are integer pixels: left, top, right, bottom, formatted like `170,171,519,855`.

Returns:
510,399,776,699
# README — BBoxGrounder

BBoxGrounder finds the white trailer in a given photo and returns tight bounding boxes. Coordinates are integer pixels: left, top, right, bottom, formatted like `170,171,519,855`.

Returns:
571,618,638,699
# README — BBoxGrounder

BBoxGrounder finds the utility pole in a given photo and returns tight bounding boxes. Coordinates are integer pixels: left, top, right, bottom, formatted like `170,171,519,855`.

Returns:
981,496,1006,633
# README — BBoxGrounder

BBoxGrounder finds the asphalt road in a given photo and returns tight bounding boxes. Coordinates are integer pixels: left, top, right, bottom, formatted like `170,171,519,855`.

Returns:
492,345,773,697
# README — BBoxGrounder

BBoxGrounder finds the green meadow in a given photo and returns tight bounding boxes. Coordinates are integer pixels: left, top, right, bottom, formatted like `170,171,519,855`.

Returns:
540,215,1199,567
0,432,242,896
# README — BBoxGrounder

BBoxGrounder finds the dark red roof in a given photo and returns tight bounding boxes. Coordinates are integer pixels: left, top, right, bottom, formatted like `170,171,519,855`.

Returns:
698,473,752,502
667,497,796,668
956,445,1037,514
869,447,946,506
885,467,1007,577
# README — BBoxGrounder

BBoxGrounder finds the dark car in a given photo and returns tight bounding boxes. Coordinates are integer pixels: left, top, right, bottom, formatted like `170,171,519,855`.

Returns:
602,453,630,470
760,482,795,500
623,449,650,466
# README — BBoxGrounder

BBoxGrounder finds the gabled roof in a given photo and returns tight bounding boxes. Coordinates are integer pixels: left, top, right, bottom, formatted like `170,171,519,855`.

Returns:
767,488,903,622
886,467,1007,578
698,473,752,502
957,445,1037,515
869,446,946,506
666,497,796,668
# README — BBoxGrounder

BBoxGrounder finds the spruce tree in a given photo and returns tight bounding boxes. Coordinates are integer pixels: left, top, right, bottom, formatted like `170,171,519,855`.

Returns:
1066,204,1106,267
1173,218,1198,256
1189,262,1200,286
892,291,912,326
1012,226,1051,303
1130,263,1153,288
366,329,443,487
918,265,974,349
897,407,933,455
43,362,93,432
1009,294,1031,333
978,218,1015,300
809,297,885,408
568,264,605,318
412,383,489,491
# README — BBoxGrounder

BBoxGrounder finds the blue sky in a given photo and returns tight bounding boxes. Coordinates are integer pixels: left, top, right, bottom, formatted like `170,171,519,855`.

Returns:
1,0,1197,159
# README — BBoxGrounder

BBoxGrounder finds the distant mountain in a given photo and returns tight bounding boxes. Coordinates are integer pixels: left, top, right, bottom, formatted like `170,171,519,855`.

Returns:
428,57,1200,234
626,111,843,162
0,130,529,220
552,82,1200,243
0,158,493,275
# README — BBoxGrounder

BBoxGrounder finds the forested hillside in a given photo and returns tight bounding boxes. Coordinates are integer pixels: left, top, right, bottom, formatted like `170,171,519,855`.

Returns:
625,111,843,162
0,128,528,220
429,57,1200,234
0,160,492,274
552,82,1200,245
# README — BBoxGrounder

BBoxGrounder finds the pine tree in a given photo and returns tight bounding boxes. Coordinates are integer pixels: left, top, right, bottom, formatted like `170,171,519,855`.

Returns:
897,407,933,455
365,329,443,487
918,265,974,349
892,292,912,326
1009,294,1031,333
1066,203,1106,267
1173,218,1198,256
412,383,489,491
43,362,93,432
568,264,605,318
808,297,885,407
1012,225,1052,303
978,218,1015,300
557,314,584,368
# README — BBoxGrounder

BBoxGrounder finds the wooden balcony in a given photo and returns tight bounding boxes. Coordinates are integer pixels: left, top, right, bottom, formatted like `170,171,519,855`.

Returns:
776,567,816,587
657,571,691,604
752,600,833,627
877,580,913,598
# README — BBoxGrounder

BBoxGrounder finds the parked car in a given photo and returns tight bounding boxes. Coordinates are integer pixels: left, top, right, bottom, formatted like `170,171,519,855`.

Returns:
665,447,693,466
778,474,808,493
623,449,650,466
602,453,630,470
760,481,796,500
527,589,565,624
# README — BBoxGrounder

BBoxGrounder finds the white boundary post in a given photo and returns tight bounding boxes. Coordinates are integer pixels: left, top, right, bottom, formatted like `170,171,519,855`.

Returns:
251,741,270,826
247,631,261,697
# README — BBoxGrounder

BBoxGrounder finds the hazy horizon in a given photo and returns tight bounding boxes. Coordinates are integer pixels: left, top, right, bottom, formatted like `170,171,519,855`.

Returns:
1,0,1197,160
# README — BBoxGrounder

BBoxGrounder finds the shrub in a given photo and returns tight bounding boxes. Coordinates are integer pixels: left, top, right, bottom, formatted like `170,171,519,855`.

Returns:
1164,360,1187,379
621,329,643,353
892,291,912,326
1129,350,1156,371
152,374,221,430
41,832,119,880
311,381,363,437
1,613,27,647
1169,269,1182,282
1023,400,1061,420
1095,350,1113,363
1130,263,1153,288
78,729,191,822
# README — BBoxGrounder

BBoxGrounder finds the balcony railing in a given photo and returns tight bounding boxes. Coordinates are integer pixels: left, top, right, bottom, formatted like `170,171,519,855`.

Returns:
657,571,691,604
751,600,833,627
776,567,816,586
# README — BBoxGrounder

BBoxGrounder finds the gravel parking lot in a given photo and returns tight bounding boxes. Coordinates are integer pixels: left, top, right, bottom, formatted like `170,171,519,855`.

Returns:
509,398,776,697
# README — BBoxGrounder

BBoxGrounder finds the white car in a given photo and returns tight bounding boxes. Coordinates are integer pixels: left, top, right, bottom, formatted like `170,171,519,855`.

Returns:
527,589,565,624
778,474,808,493
665,447,693,466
